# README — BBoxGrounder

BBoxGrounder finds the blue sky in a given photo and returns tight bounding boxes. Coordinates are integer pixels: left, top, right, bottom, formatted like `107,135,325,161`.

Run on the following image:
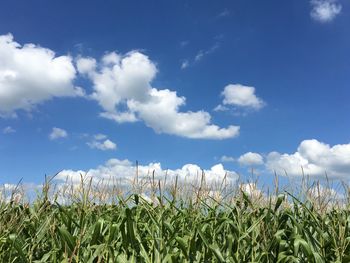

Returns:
0,0,349,189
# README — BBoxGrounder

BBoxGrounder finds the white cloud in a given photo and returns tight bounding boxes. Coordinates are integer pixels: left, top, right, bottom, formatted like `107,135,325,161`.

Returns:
94,134,107,140
310,0,342,22
87,139,117,151
217,9,230,18
56,158,239,189
266,139,350,179
181,43,219,69
99,111,138,123
238,152,264,166
87,134,117,151
181,60,189,69
220,155,235,162
78,51,156,113
213,104,229,112
219,84,265,110
0,183,40,203
0,183,18,192
49,127,68,140
0,34,82,117
0,34,237,140
180,41,189,47
194,43,220,62
76,57,96,74
78,51,239,139
2,126,15,134
128,88,239,139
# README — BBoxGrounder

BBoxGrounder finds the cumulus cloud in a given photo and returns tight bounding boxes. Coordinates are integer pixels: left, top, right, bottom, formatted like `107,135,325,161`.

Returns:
128,88,239,139
310,0,342,22
56,158,239,189
87,139,117,151
87,134,117,151
49,127,68,140
78,51,239,139
0,34,82,117
218,84,265,110
238,152,264,166
76,56,96,74
78,52,155,113
0,34,237,140
266,139,350,179
2,126,15,134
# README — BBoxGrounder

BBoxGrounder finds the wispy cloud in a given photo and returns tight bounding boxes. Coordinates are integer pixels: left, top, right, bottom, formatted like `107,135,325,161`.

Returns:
181,42,220,69
180,40,189,47
217,9,230,18
213,105,229,112
2,126,15,134
194,43,220,62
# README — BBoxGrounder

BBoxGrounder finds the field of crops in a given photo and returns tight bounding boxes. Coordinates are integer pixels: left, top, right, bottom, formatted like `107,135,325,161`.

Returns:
0,178,349,262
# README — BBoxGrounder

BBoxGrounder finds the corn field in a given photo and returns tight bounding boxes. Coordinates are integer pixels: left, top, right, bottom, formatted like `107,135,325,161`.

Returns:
0,178,349,262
